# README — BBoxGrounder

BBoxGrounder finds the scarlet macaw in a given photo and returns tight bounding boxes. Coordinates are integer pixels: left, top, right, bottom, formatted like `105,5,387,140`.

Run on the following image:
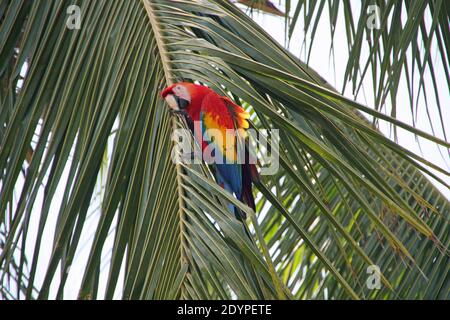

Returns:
162,82,258,219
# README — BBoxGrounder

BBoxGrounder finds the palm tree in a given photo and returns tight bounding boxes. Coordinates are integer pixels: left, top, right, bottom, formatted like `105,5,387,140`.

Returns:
0,0,448,300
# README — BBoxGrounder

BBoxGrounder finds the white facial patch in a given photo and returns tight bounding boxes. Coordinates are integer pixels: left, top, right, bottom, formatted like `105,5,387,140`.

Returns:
165,94,179,110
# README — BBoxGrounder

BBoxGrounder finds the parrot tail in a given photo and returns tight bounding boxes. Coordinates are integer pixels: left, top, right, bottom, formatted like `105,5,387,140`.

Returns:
241,156,259,217
218,171,255,241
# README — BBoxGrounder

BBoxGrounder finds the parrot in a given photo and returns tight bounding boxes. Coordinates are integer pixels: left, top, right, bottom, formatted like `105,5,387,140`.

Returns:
161,82,259,220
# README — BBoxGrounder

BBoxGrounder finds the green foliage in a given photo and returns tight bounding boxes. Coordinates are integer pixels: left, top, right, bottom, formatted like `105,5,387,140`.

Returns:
0,0,448,299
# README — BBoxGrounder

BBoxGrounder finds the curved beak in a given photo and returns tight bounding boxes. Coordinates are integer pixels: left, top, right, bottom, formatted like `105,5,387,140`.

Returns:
163,93,189,111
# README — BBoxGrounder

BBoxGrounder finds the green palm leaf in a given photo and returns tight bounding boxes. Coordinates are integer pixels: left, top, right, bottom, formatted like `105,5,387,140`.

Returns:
0,0,448,300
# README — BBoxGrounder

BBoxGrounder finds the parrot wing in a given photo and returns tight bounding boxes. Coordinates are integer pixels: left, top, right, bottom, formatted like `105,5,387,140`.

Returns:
200,92,256,216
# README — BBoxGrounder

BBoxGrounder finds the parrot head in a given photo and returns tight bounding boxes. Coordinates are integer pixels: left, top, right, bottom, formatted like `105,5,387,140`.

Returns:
161,82,212,113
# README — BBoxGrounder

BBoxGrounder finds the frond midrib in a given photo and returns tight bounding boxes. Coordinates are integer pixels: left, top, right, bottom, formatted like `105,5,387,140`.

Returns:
142,0,188,298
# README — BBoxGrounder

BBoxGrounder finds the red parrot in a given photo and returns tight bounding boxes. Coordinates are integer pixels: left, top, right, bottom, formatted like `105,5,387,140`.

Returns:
162,82,258,219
